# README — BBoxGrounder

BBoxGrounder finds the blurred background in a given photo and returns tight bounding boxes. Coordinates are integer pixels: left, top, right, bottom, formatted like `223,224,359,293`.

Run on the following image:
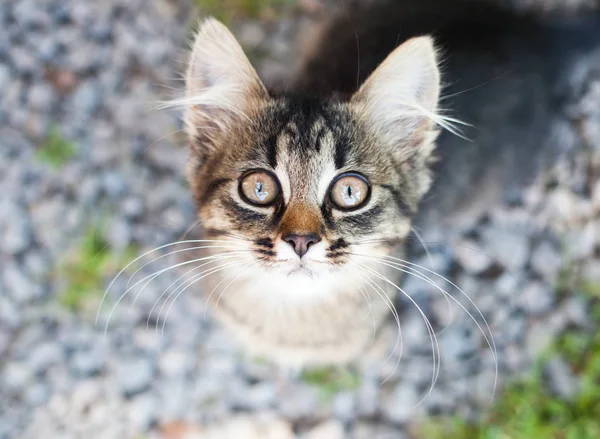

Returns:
1,0,600,438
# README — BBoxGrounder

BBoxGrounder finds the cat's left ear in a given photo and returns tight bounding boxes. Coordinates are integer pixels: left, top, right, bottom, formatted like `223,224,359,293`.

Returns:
184,18,268,154
351,36,441,152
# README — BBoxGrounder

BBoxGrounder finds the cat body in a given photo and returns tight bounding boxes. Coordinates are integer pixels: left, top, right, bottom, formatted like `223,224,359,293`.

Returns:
182,2,600,367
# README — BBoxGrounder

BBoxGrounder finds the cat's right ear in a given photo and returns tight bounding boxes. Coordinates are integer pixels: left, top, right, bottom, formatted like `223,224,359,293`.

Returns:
184,18,268,155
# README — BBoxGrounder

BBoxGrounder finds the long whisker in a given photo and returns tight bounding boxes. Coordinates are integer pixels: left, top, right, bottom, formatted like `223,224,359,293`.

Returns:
213,262,257,310
378,254,497,366
159,260,248,336
126,243,245,292
357,263,440,402
355,253,498,400
103,250,251,334
96,239,250,324
356,271,403,382
145,253,245,329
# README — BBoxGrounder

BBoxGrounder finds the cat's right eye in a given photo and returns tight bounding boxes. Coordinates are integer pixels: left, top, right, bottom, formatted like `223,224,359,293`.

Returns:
239,170,280,206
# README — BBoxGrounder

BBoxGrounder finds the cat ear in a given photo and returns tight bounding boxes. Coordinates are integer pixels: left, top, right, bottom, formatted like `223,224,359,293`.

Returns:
351,36,441,151
184,18,268,153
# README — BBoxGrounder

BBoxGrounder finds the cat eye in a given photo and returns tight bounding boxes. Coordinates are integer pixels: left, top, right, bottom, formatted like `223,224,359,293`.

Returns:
329,173,370,210
239,170,280,206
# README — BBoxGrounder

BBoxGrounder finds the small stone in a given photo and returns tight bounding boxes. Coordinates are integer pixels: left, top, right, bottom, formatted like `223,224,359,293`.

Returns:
10,47,38,76
545,356,579,399
70,345,106,377
117,357,154,397
29,342,64,374
102,172,127,198
332,391,355,421
531,241,563,282
105,217,132,251
0,65,10,92
71,80,102,113
71,380,102,414
28,82,56,111
1,362,33,393
382,384,421,424
306,420,345,439
356,379,379,417
158,349,194,378
1,201,33,254
122,197,145,220
24,382,51,406
233,381,277,410
278,385,320,421
440,324,479,363
481,227,530,271
454,239,492,275
128,394,158,431
563,296,588,327
4,263,40,304
521,281,555,316
353,422,407,439
0,297,21,329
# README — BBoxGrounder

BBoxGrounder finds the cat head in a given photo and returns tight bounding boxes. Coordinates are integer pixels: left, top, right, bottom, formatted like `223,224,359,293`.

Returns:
182,18,440,280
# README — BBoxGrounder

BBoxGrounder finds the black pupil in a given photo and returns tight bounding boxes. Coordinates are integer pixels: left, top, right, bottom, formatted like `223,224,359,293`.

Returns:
347,185,353,197
256,181,263,192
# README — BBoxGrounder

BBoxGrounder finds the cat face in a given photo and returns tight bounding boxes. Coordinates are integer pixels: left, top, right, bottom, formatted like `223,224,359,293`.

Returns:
182,19,440,280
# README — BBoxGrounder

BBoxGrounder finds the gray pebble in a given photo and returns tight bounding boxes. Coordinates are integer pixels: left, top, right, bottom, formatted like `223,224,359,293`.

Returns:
27,82,56,112
531,241,562,282
454,239,492,274
382,384,420,424
0,65,10,92
70,345,106,377
127,393,158,431
24,382,51,407
121,197,145,220
1,362,33,394
105,217,132,251
117,357,154,397
1,201,33,255
440,325,478,364
331,391,355,422
29,342,64,374
545,356,579,399
278,385,320,421
70,80,102,113
521,281,555,316
4,263,40,304
0,296,21,329
102,172,127,199
353,422,408,439
10,47,38,76
158,348,194,378
481,227,530,271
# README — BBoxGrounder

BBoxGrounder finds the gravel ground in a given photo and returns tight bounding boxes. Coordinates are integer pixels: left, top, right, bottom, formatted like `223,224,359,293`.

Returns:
1,1,599,438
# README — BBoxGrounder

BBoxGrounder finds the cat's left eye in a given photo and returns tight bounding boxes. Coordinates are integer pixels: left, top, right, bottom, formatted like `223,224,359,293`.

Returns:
329,173,370,210
239,170,280,206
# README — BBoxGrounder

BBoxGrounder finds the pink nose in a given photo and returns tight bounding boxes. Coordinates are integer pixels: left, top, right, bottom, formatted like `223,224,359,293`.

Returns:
282,233,321,258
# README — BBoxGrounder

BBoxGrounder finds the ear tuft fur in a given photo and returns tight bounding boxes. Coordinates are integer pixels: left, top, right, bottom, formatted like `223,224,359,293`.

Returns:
182,18,268,155
351,36,443,151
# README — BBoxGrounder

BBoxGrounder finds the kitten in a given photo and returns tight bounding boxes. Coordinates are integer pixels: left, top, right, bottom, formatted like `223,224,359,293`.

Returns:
182,4,600,367
183,19,440,367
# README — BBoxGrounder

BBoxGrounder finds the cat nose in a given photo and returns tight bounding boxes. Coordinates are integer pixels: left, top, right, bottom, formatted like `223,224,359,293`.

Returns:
282,233,321,258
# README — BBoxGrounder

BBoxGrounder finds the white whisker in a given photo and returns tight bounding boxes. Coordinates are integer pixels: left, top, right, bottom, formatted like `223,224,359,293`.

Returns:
96,239,250,325
355,253,498,400
356,271,403,382
103,250,251,335
159,260,248,336
145,253,245,330
357,263,440,402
